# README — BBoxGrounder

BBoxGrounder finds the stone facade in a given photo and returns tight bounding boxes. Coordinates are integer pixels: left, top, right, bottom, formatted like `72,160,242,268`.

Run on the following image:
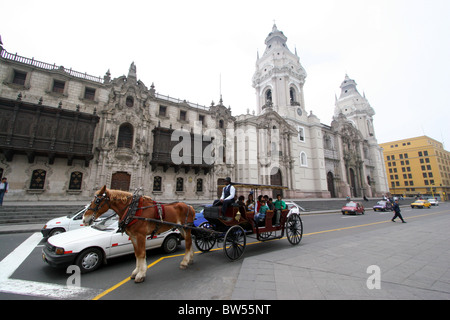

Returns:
0,25,388,202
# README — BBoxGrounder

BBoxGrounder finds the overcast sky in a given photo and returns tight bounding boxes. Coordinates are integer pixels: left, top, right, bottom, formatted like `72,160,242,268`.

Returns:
1,0,450,147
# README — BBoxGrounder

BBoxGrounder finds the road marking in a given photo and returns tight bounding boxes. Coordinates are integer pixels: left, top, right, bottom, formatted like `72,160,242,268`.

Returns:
0,279,102,300
0,232,42,281
0,232,101,299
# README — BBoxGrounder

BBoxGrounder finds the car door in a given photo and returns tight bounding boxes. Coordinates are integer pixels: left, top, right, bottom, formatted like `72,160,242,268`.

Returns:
107,229,135,258
67,210,87,231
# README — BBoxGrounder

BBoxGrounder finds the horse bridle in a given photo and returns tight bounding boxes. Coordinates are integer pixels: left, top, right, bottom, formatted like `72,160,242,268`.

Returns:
86,193,111,224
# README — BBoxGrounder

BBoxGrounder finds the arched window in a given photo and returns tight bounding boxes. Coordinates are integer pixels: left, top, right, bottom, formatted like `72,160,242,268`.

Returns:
290,87,296,103
126,96,134,108
118,123,133,149
265,89,272,103
69,171,83,190
300,151,308,167
30,169,46,189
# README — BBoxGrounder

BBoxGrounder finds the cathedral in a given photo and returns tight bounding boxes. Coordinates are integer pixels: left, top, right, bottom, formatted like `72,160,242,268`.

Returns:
0,25,388,202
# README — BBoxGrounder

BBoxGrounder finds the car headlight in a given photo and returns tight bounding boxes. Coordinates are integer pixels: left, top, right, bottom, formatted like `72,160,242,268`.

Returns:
55,247,65,255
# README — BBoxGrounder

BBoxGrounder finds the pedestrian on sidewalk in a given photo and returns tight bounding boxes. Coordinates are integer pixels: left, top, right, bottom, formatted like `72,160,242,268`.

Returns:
0,177,8,206
392,199,406,223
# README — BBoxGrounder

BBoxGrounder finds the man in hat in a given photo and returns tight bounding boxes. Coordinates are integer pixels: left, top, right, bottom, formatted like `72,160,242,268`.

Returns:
216,177,235,220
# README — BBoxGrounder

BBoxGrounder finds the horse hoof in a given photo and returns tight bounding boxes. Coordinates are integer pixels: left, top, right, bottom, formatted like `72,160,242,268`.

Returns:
179,264,187,270
134,277,145,283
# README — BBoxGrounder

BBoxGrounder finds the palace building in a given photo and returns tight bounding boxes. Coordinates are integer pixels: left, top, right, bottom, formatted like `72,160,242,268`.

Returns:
0,25,388,202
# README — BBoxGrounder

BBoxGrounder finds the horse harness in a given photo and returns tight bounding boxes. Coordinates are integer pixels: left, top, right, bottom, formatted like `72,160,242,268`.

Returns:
117,196,194,236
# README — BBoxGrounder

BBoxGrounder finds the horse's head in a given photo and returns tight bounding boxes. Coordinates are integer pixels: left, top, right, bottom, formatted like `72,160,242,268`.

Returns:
83,185,111,226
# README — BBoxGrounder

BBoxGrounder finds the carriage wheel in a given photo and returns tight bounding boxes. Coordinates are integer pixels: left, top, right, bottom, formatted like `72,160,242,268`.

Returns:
223,225,246,261
286,214,303,245
194,222,217,252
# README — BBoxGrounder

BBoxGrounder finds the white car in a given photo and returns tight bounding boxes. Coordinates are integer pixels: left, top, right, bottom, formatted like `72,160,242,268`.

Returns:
285,201,302,215
427,198,439,206
41,206,115,237
42,215,182,273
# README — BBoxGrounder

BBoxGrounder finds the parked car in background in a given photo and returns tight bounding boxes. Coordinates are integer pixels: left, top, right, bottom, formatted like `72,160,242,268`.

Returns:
341,201,365,215
285,201,302,216
42,215,181,273
427,198,439,206
192,204,210,227
373,200,393,212
41,206,115,238
410,199,432,209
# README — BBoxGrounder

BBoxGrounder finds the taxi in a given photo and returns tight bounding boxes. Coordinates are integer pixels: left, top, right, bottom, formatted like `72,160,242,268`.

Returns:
410,199,432,209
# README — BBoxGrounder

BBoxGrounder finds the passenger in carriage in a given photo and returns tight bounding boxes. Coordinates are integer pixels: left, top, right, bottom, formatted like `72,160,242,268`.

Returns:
263,195,274,210
254,199,269,226
273,194,286,226
255,195,263,216
245,193,255,211
237,195,246,207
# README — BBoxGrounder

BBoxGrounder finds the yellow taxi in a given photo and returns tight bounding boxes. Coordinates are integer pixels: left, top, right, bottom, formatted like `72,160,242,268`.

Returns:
410,199,432,209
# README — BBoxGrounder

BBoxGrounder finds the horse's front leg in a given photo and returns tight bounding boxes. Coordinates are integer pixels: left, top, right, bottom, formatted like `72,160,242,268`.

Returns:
130,234,147,283
180,228,194,269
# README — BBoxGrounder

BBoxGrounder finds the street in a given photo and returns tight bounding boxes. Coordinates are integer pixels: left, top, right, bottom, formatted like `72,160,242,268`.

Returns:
1,202,449,300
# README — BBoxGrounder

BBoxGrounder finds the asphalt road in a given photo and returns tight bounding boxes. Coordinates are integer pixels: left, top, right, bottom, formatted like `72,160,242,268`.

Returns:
0,202,448,300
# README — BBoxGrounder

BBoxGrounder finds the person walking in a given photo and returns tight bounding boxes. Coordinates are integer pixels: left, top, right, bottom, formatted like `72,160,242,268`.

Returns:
392,199,406,223
0,177,8,206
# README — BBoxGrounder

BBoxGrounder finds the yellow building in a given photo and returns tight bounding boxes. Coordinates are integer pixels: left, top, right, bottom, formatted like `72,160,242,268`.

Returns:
380,136,450,201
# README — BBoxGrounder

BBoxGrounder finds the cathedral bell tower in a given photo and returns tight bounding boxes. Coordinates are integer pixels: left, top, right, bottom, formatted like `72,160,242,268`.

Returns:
334,74,376,141
252,24,307,118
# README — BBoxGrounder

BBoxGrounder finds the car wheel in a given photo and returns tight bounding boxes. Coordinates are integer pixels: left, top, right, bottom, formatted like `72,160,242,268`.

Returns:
48,228,65,237
162,234,178,254
75,248,103,273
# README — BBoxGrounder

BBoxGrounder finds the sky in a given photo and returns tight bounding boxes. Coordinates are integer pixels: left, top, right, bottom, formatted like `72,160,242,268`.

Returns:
1,0,450,147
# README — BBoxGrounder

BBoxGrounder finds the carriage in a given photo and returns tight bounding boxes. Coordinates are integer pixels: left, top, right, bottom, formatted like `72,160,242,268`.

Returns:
83,183,303,283
192,183,303,261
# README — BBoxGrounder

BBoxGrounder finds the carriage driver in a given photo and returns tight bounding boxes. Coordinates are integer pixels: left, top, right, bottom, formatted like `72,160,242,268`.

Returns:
213,177,235,220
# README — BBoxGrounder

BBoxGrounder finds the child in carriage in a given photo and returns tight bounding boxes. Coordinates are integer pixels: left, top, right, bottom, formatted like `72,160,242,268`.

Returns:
254,199,269,226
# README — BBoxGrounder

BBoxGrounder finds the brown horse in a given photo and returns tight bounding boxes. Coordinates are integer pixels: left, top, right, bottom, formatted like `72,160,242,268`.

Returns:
83,185,195,283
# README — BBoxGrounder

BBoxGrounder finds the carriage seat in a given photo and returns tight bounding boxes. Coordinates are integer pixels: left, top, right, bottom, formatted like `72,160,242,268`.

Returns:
253,210,275,228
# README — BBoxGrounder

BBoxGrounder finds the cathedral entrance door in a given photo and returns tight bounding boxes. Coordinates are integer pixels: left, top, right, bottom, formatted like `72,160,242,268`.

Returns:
270,168,283,198
111,172,131,191
349,168,358,197
327,172,336,198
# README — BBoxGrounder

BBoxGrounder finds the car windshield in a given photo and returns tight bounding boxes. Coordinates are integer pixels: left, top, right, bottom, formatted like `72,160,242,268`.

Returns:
345,202,357,207
377,201,387,205
92,210,118,231
67,206,88,218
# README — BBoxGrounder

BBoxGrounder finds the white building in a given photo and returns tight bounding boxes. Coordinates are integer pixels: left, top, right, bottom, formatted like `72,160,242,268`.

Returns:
0,25,388,202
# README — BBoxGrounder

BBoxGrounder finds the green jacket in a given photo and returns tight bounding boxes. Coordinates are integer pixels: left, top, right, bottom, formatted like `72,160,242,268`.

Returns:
273,199,286,210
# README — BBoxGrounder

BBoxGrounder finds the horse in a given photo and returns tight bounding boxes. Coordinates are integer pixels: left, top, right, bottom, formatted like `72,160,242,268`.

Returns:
83,185,195,283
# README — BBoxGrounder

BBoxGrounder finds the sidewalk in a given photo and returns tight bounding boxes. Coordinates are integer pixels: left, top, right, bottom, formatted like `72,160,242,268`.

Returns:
232,212,450,300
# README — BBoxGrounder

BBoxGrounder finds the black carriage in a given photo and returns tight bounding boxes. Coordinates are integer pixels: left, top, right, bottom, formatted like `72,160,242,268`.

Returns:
192,183,303,261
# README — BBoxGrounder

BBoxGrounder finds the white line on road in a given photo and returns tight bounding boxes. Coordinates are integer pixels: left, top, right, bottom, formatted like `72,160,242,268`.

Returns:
0,279,102,300
0,232,42,281
0,232,101,299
